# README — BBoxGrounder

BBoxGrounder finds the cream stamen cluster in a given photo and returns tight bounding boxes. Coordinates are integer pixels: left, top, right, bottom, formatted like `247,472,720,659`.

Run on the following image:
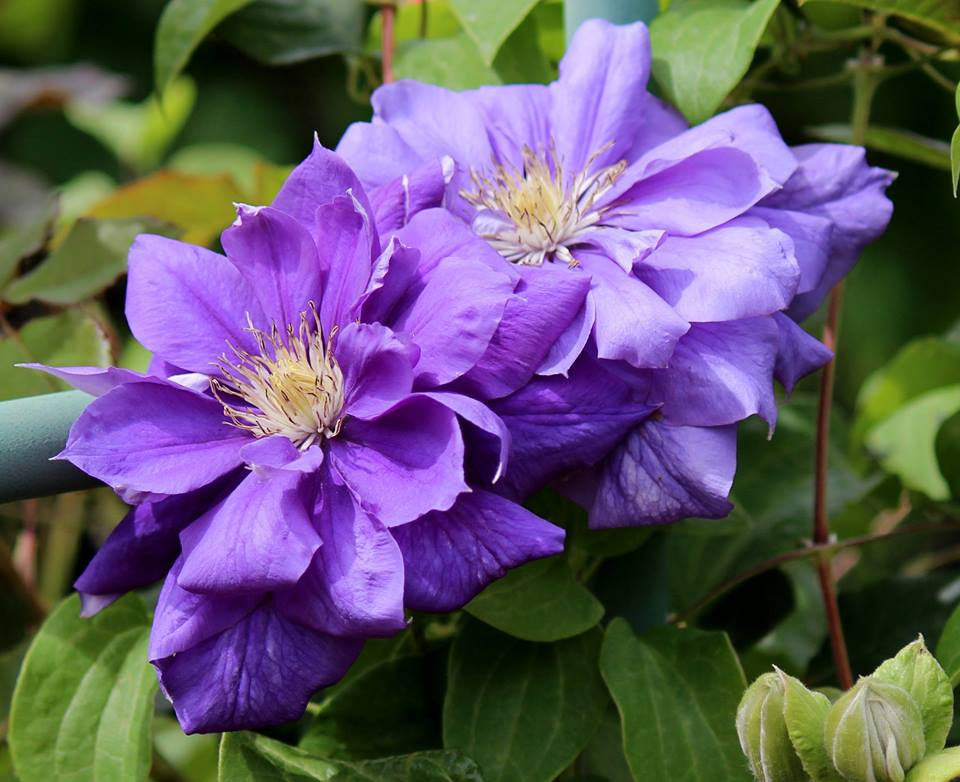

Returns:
461,142,626,268
211,304,345,450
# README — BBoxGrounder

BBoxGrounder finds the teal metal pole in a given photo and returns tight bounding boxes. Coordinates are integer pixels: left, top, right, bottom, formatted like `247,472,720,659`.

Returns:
565,0,660,42
0,391,100,503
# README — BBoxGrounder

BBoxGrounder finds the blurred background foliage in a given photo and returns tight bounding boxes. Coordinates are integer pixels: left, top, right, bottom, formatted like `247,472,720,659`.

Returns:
2,1,960,781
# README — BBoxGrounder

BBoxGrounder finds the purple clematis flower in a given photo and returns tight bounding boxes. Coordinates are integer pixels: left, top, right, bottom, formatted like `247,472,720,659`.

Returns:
30,145,565,733
336,18,894,527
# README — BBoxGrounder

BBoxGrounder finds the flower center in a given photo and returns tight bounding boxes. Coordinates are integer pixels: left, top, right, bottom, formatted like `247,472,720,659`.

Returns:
210,304,345,450
461,143,626,268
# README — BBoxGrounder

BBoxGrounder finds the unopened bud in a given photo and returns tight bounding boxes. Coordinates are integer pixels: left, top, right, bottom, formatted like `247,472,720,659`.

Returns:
824,677,925,782
736,672,807,782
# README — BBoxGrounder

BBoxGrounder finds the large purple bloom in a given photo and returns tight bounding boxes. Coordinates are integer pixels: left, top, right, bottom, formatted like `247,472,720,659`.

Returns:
336,19,894,527
33,145,565,733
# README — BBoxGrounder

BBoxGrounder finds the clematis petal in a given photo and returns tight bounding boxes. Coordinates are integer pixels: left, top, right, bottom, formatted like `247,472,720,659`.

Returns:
576,251,688,369
126,235,267,373
537,292,596,376
151,575,360,734
315,195,378,333
491,356,656,499
455,264,590,398
276,476,405,638
177,470,320,594
759,143,895,320
74,476,238,612
650,318,780,427
59,381,246,496
392,489,564,612
368,158,449,234
336,120,428,191
585,420,736,528
473,84,552,170
336,321,416,420
356,238,422,324
550,19,654,173
389,257,514,386
272,136,376,241
330,395,467,526
636,218,800,322
773,312,832,394
220,204,324,327
393,207,513,279
19,363,148,396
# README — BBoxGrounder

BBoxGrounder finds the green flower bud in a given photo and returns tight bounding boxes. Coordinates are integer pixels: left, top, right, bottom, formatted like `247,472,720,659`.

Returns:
824,677,925,782
737,672,808,782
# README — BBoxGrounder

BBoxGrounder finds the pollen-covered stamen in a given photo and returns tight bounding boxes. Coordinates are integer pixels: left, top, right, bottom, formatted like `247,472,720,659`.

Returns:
210,303,345,450
461,142,627,268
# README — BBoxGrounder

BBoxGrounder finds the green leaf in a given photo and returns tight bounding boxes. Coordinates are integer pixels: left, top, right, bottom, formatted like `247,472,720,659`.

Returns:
219,732,338,781
449,0,540,64
300,655,440,760
856,337,960,442
465,556,604,642
649,0,780,124
807,123,951,171
935,603,960,687
219,0,366,66
0,196,56,290
64,77,196,173
4,217,178,305
780,672,842,782
865,385,960,499
797,0,960,41
0,311,110,401
599,619,749,781
872,637,954,754
8,594,156,782
951,124,959,197
87,170,240,247
577,707,633,782
220,733,482,782
0,640,28,723
153,716,220,782
154,0,254,94
935,409,960,500
443,621,606,782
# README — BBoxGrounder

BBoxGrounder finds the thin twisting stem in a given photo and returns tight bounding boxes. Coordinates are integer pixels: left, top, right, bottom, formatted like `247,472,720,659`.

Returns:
381,3,396,85
812,46,878,691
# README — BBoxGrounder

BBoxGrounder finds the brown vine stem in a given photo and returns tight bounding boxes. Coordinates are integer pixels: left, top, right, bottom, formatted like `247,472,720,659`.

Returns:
812,48,880,691
380,2,397,85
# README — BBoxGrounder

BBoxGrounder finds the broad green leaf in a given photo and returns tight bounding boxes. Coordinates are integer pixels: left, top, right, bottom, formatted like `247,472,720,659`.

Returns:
935,408,960,498
797,0,960,41
334,752,485,782
599,619,749,781
936,602,960,686
220,733,482,782
577,707,633,782
9,594,156,782
649,0,780,123
219,732,338,781
153,716,220,782
443,621,606,782
780,672,842,782
855,337,960,442
64,78,196,173
865,385,960,499
808,123,951,171
449,0,540,64
87,170,240,247
465,556,603,642
0,196,56,289
154,0,255,94
873,637,953,754
300,655,440,760
0,640,28,722
0,311,110,401
4,217,178,305
394,35,497,89
219,0,365,66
